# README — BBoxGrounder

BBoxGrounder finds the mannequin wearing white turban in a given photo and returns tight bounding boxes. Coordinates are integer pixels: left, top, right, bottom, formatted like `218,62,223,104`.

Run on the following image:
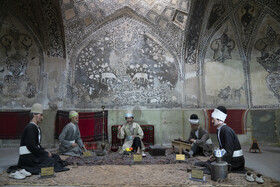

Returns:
211,106,245,171
117,113,146,157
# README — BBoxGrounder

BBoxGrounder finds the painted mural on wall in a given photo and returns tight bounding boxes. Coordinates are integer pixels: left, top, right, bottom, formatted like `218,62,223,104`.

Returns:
238,1,262,52
210,26,236,63
206,1,225,30
67,17,181,108
185,0,208,65
255,25,280,102
203,19,247,107
61,0,187,71
40,0,65,58
199,0,280,108
0,11,41,108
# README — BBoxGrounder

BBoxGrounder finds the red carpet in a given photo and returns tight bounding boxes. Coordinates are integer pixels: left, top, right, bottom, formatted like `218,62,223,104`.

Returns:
0,111,30,139
55,110,108,142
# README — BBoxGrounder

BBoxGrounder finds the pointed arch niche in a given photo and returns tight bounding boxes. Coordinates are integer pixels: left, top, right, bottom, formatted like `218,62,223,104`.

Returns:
202,19,247,108
66,12,183,109
0,7,44,109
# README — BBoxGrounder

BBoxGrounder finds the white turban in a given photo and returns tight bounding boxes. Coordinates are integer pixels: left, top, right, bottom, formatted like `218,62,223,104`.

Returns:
211,108,227,122
31,103,43,114
125,113,133,118
189,119,199,124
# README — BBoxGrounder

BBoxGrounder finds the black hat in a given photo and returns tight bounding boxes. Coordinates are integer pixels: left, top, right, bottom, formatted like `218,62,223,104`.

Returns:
190,114,199,120
217,106,227,114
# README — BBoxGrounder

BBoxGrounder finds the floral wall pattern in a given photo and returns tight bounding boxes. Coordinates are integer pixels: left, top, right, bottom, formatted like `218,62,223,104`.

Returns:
0,7,43,108
0,0,279,109
67,16,180,108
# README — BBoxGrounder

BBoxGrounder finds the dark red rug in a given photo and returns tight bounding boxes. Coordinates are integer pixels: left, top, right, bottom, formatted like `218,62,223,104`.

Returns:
205,109,248,134
55,110,108,142
0,111,30,139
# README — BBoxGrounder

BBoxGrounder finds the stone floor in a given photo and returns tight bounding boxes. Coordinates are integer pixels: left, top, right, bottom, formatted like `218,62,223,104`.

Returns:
0,145,280,186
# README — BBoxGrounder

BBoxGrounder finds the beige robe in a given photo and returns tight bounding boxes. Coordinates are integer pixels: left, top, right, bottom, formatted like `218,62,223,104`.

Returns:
117,122,145,154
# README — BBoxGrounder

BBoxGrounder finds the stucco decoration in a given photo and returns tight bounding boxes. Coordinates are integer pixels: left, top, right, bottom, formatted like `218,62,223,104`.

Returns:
255,25,280,101
14,0,65,58
217,85,245,104
203,19,246,107
0,27,35,99
67,16,181,108
266,72,280,101
172,10,188,30
0,10,42,108
185,0,208,65
41,0,65,58
210,26,236,63
237,1,262,53
206,1,225,30
61,1,187,70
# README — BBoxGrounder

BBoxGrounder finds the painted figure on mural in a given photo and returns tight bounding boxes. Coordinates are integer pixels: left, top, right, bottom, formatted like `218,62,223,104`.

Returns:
211,106,245,171
16,103,69,177
117,113,146,157
59,111,86,157
184,114,213,158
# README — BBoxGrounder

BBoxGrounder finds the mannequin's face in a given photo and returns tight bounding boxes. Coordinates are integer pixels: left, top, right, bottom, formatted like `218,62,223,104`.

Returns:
212,117,222,127
71,115,79,124
190,123,199,131
34,113,43,124
126,117,134,124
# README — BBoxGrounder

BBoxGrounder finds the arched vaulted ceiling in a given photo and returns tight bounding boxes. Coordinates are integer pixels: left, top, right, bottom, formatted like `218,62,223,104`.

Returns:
1,0,280,108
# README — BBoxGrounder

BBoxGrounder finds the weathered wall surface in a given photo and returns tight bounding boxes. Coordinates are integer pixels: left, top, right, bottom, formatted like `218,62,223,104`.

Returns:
250,109,279,144
0,0,65,110
62,0,188,109
67,16,182,108
200,0,280,108
0,8,42,108
251,15,280,106
0,0,279,146
1,0,279,109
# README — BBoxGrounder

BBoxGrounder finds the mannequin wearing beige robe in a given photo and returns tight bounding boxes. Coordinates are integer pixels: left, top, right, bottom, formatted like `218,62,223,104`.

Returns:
117,122,145,154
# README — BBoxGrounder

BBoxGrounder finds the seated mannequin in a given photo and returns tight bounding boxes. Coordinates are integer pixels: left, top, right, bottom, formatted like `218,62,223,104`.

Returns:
184,114,213,157
117,113,146,157
59,111,87,157
17,103,69,175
